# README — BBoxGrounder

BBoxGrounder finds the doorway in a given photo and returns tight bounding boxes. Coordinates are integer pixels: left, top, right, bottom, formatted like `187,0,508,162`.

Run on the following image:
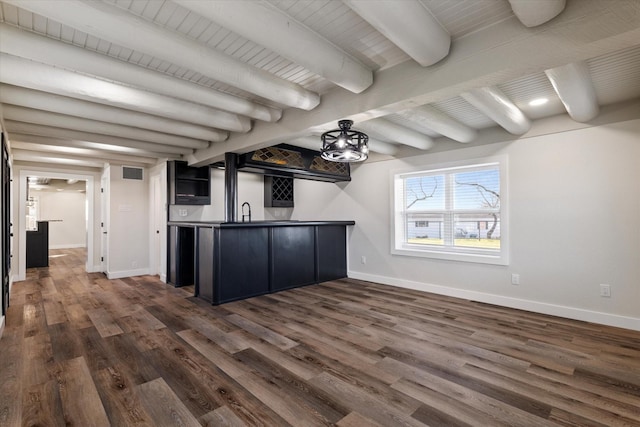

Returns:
1,133,10,317
26,177,87,250
150,174,162,277
17,169,96,281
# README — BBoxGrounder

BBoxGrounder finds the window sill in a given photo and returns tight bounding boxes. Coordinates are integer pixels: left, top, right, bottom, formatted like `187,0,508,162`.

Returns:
391,245,509,266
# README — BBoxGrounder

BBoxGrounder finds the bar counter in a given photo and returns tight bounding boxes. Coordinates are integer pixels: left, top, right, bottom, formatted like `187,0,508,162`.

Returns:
167,220,354,304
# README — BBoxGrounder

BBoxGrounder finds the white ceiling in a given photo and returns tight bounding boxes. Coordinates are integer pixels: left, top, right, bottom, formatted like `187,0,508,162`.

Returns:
0,0,638,168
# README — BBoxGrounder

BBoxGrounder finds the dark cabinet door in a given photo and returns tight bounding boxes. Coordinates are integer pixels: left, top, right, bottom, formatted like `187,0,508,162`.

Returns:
196,227,214,303
317,225,347,282
218,228,270,303
26,221,49,268
167,225,195,287
271,226,316,291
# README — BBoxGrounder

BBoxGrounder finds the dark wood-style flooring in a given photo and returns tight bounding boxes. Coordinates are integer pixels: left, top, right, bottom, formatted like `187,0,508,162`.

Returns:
1,248,639,426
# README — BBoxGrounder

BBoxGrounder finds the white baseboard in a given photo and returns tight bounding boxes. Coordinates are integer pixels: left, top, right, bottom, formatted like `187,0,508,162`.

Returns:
106,268,150,280
86,264,103,273
0,315,5,341
160,273,167,283
348,271,640,331
49,244,86,249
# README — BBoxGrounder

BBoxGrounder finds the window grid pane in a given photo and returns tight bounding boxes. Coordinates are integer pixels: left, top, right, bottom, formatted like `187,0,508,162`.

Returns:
454,214,501,249
406,213,444,246
404,175,444,211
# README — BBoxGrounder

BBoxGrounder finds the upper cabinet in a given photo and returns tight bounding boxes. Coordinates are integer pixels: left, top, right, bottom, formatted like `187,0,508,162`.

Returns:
168,160,211,205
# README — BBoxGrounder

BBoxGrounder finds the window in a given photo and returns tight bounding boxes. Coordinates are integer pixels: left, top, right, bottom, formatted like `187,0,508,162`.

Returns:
392,157,508,265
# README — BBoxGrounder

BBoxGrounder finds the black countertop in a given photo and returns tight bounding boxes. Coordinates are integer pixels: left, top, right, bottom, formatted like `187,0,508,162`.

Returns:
168,220,355,228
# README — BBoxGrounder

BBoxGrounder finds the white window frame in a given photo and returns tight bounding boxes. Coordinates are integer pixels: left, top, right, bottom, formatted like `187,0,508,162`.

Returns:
391,155,509,265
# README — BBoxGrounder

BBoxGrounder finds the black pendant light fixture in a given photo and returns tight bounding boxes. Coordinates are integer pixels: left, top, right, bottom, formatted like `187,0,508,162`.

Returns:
320,119,369,162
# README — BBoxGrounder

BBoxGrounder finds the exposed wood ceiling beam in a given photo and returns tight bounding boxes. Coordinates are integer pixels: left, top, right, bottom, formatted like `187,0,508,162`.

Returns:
508,0,566,27
343,0,450,67
461,87,531,135
396,106,477,143
8,132,182,160
12,149,113,168
0,23,281,123
358,118,434,150
4,0,320,110
174,0,372,94
545,62,600,122
5,122,193,156
0,53,243,135
10,140,160,165
3,106,208,149
0,85,224,142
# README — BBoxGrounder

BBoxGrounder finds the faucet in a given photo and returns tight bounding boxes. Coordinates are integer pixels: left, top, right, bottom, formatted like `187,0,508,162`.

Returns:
241,202,251,223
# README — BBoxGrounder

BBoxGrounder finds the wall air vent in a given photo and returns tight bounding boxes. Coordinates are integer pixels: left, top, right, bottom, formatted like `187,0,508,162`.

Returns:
122,166,144,180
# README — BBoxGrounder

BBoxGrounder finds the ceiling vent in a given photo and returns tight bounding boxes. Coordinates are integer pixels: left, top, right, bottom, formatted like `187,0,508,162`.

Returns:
122,166,143,181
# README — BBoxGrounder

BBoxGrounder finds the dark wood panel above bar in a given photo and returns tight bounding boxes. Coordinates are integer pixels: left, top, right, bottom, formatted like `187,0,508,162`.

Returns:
237,144,351,182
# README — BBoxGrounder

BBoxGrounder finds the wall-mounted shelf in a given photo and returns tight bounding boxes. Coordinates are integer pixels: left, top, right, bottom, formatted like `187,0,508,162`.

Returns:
168,160,211,205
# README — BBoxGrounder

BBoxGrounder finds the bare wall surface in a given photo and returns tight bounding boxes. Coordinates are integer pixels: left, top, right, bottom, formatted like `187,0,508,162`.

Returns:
108,166,149,277
168,168,266,222
37,191,86,248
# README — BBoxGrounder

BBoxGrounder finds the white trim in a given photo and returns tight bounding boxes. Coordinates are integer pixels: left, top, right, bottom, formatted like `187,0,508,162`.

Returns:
348,271,640,332
49,244,86,249
106,267,150,280
87,264,102,273
0,315,5,340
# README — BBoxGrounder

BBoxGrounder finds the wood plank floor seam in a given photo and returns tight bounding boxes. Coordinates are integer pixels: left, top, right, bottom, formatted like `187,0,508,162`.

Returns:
1,248,639,426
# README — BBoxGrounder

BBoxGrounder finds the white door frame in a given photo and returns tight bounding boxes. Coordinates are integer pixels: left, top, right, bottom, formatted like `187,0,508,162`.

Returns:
100,166,110,275
149,174,162,276
18,169,96,281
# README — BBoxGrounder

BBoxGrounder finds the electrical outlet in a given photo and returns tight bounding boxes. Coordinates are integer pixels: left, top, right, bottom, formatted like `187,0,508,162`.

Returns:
600,284,611,297
178,209,188,217
361,256,366,265
511,273,520,285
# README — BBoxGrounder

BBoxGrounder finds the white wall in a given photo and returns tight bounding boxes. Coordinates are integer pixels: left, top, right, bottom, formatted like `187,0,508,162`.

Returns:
36,191,86,249
291,118,640,330
108,165,149,278
168,168,268,222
